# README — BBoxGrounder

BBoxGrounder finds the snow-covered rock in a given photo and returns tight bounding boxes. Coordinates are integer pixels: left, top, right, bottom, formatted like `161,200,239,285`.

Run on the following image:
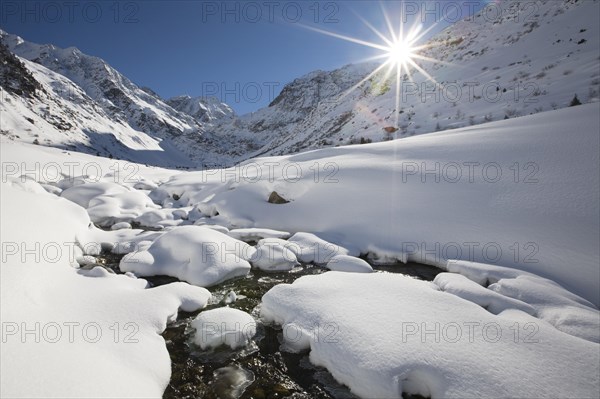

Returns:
287,232,354,265
261,271,599,398
250,238,299,271
87,190,159,227
434,272,536,316
326,255,373,273
191,307,256,350
60,181,130,208
120,226,255,287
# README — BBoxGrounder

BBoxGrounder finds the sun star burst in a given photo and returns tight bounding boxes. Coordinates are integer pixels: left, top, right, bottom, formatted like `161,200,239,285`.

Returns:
300,2,450,131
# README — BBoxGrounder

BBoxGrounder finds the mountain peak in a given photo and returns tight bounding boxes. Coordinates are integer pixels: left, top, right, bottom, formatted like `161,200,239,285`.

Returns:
166,95,235,123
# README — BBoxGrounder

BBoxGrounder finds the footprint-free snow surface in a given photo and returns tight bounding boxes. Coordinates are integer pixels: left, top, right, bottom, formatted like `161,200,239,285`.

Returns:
1,104,599,398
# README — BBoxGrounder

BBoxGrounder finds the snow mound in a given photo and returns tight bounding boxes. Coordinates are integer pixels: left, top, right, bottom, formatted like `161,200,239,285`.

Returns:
87,190,159,227
443,260,600,342
261,272,600,398
249,238,299,271
120,226,255,286
287,232,354,265
191,307,256,350
326,255,373,273
434,272,536,315
60,182,130,208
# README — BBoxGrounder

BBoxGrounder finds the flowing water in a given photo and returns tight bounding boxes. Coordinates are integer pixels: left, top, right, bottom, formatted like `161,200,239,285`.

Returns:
96,248,440,399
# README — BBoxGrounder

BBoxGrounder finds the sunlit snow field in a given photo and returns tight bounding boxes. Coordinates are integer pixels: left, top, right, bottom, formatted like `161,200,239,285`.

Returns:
1,104,599,398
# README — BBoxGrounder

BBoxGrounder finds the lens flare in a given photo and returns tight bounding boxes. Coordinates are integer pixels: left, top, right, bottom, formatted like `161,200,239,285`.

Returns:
299,2,451,131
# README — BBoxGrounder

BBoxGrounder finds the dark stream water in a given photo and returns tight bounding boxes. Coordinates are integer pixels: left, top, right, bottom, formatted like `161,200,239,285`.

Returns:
96,248,439,399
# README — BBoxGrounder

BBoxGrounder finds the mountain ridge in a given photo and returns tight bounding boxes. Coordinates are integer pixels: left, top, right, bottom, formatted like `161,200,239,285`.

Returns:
1,0,598,167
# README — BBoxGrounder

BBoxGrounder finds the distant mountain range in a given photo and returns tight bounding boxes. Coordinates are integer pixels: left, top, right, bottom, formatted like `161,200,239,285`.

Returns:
1,0,598,167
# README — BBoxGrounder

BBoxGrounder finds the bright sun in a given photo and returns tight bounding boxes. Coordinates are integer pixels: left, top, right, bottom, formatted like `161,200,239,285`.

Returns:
387,39,415,66
301,2,449,129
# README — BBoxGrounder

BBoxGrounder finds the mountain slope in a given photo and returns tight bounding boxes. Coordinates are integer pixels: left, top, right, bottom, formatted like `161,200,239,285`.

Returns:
209,0,600,158
0,30,239,167
166,95,234,124
1,0,598,167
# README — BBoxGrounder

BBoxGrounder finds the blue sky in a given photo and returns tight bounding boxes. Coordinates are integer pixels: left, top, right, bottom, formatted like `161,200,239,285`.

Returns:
1,1,487,114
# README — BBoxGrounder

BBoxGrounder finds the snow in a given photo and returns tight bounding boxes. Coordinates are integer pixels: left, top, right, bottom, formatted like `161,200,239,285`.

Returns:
1,69,598,398
60,182,130,208
119,226,255,287
77,225,163,256
0,180,211,398
3,1,598,168
287,232,356,265
87,190,159,227
434,272,536,316
191,307,256,350
187,0,600,162
158,104,600,307
442,260,600,343
227,228,291,242
249,238,299,272
261,271,600,398
325,255,373,273
111,222,132,230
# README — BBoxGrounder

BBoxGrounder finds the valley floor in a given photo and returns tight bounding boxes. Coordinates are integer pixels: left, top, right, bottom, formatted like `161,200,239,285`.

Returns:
1,104,599,398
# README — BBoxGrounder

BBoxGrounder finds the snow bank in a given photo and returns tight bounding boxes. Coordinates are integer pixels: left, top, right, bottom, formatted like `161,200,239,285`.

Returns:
442,260,600,342
191,307,256,350
261,272,599,398
1,181,211,398
434,272,536,315
120,226,255,286
325,255,373,273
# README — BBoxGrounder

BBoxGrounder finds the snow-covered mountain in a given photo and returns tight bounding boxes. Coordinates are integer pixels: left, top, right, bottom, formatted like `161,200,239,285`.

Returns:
166,95,235,124
208,0,600,158
0,29,242,167
0,41,201,167
1,0,599,166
